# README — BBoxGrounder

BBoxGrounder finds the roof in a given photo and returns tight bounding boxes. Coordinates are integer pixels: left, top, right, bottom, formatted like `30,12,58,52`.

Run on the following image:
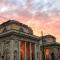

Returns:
40,35,56,40
0,20,32,30
0,20,33,35
44,35,56,39
0,30,40,41
40,42,60,47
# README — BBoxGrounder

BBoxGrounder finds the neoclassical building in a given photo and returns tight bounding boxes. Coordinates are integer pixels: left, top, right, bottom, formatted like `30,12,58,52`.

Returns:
0,20,40,60
0,20,60,60
40,35,60,60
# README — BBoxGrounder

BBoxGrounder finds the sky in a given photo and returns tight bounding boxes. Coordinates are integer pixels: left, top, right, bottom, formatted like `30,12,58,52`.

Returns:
0,0,60,42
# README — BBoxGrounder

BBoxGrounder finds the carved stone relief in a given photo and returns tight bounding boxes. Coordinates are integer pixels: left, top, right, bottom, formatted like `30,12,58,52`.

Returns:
13,40,19,60
2,40,10,60
0,36,19,60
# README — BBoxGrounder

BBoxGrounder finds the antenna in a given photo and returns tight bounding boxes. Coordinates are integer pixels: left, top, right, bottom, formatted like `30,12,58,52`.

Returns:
41,31,45,60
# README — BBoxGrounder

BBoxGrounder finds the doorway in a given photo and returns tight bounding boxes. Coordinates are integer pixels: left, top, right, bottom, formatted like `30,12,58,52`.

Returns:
51,53,55,60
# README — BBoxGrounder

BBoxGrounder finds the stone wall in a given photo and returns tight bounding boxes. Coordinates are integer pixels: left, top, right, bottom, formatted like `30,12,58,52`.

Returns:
0,35,19,60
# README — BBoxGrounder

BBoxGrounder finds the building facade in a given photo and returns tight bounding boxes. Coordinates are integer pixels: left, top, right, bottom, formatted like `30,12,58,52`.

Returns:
40,35,60,60
0,20,60,60
0,20,40,60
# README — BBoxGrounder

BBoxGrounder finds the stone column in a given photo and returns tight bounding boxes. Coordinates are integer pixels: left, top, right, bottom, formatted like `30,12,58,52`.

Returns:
1,42,4,60
18,41,21,60
35,44,40,60
10,40,14,60
24,42,26,60
38,45,40,60
35,44,37,60
30,43,32,60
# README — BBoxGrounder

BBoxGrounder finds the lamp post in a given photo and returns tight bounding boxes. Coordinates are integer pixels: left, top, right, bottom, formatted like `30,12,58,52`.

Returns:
41,31,45,60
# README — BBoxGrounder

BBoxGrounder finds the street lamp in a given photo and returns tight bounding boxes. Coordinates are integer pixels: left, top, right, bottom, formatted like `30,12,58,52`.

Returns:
41,31,45,60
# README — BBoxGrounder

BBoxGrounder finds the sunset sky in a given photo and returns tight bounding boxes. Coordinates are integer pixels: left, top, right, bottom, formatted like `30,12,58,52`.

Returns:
0,0,60,42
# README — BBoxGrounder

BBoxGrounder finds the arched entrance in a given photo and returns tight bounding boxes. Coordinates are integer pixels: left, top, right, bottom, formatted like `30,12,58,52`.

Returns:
51,53,55,60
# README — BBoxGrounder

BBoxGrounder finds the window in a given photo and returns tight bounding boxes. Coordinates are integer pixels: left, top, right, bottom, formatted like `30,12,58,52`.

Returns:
51,53,55,60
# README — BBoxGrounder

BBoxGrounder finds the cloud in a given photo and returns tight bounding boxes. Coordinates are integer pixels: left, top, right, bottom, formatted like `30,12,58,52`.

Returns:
0,0,60,42
0,0,60,15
